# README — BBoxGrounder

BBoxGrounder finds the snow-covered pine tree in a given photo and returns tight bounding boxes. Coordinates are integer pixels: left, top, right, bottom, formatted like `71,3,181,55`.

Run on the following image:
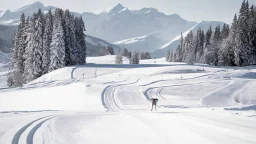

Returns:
115,51,123,64
184,31,195,64
24,15,36,83
15,13,27,86
207,25,221,66
248,5,256,65
69,14,79,65
169,51,174,62
128,51,131,59
107,46,115,55
166,50,170,61
121,48,129,57
31,9,45,79
220,24,230,40
75,16,86,64
145,52,151,59
195,28,205,62
42,9,53,74
49,19,65,72
175,33,184,62
63,10,78,66
7,32,18,87
235,0,250,66
63,10,71,66
8,13,27,87
139,51,145,60
205,26,212,48
218,24,231,66
130,51,139,64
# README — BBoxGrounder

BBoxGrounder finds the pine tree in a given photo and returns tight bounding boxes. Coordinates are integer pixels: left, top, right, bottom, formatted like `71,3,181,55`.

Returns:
205,26,213,48
121,48,129,57
63,10,78,66
175,33,184,62
209,25,221,66
145,52,151,59
75,16,87,64
24,15,36,83
49,19,65,71
166,50,170,61
8,13,26,87
31,9,45,79
169,51,174,62
128,51,131,59
107,46,115,55
248,5,256,64
115,51,123,64
42,9,53,74
7,32,18,87
235,0,250,66
9,8,88,86
130,51,139,64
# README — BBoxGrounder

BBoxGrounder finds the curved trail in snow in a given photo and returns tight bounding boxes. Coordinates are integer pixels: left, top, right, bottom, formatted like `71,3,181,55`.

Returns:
11,115,53,144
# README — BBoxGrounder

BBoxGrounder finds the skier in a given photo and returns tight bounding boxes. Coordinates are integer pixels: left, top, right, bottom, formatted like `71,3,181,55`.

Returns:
151,98,158,111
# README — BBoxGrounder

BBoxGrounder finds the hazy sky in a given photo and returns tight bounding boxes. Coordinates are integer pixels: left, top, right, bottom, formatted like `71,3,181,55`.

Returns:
0,0,256,23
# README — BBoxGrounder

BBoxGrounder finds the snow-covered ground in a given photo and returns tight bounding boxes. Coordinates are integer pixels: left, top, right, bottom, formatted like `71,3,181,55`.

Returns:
0,55,256,144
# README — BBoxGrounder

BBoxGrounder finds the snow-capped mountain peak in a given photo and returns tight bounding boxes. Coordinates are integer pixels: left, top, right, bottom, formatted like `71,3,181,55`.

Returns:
95,3,129,16
15,1,44,12
136,8,159,15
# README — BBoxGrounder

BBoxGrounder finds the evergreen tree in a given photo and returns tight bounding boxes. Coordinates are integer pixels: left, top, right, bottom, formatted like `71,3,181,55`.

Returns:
205,26,213,48
9,8,88,87
64,10,78,66
8,13,27,87
42,9,53,74
248,5,256,64
115,51,123,64
121,48,129,57
107,46,115,55
7,32,18,87
24,15,36,83
75,16,87,64
235,0,250,66
145,52,151,59
169,51,174,62
175,33,184,62
49,19,65,71
166,50,170,61
31,9,45,79
130,51,139,64
128,51,132,59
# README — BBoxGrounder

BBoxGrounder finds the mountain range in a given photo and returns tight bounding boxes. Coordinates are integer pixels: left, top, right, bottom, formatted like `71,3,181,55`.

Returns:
0,1,227,58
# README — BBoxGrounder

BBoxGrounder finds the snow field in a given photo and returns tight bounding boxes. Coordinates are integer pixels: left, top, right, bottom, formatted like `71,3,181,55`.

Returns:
0,56,256,144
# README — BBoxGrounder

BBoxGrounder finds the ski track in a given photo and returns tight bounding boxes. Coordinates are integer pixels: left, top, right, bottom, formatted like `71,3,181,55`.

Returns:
11,115,54,144
200,79,252,107
2,63,256,143
25,115,61,144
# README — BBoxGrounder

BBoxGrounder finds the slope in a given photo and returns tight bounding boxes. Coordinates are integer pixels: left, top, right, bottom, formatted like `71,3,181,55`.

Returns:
152,21,226,58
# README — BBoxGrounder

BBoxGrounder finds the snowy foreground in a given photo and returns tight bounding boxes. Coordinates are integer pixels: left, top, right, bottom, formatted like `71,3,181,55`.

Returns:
0,56,256,144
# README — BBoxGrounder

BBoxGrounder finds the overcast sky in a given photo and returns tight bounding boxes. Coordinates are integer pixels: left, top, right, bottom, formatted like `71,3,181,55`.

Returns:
0,0,256,23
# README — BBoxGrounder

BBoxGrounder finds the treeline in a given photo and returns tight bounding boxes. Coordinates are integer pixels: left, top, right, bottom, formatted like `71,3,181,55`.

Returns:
8,8,86,87
167,0,256,67
115,48,151,64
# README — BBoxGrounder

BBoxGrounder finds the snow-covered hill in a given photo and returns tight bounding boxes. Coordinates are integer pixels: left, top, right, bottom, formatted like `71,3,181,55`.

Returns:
152,21,226,58
113,34,166,52
0,55,256,143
